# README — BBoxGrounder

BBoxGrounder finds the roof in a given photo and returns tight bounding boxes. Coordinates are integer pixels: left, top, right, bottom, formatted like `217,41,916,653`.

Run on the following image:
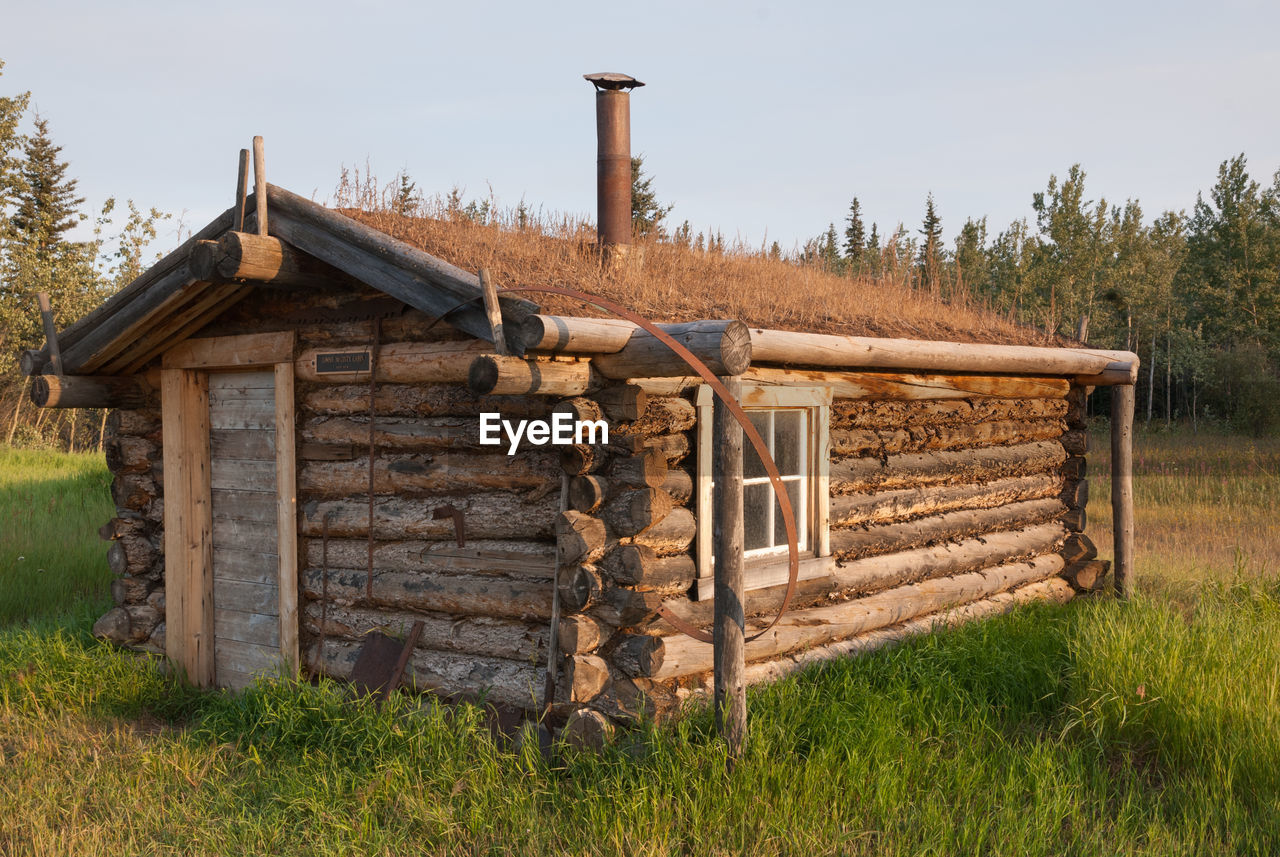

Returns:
23,183,1134,384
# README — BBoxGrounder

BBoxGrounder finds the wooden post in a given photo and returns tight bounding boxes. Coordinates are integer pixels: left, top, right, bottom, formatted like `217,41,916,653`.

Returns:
253,136,267,236
234,148,250,232
478,268,508,356
36,293,63,376
713,375,746,762
543,474,569,712
1111,384,1135,598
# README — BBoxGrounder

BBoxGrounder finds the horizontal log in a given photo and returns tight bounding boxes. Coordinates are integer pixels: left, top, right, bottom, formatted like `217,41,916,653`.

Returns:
831,418,1066,457
296,340,492,383
301,566,552,621
302,539,556,579
832,397,1069,430
612,397,697,436
592,320,752,379
552,397,603,425
1062,455,1086,480
1062,479,1089,509
1061,533,1098,564
112,472,158,513
467,355,594,396
559,614,610,654
562,708,616,750
602,488,675,537
106,408,161,438
30,374,155,409
298,452,558,497
600,544,696,591
196,230,353,288
627,506,696,556
104,435,160,475
675,522,1066,622
748,366,1070,400
654,553,1066,679
831,473,1063,528
558,564,603,614
307,638,542,710
831,440,1067,493
593,384,648,421
659,468,692,505
300,415,481,450
301,601,547,662
1061,430,1088,456
1061,559,1111,592
518,315,1137,385
556,511,608,565
610,633,665,678
589,586,663,627
569,475,609,514
733,577,1076,689
266,185,538,347
830,497,1066,560
749,328,1137,384
301,492,560,540
301,383,549,418
560,654,610,703
1061,507,1086,532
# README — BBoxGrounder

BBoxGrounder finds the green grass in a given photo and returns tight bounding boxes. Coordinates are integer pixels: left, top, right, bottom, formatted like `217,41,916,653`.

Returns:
0,447,115,624
1,429,1278,856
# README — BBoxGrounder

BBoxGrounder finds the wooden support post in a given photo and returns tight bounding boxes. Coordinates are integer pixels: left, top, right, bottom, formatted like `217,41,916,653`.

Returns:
543,475,569,713
253,136,267,236
36,293,63,376
713,375,746,762
234,148,250,232
479,268,508,356
1111,384,1135,598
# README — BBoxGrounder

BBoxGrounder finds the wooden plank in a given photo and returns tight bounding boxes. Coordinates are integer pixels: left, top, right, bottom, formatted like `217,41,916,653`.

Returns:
98,282,247,375
214,578,279,615
212,546,279,585
211,429,275,460
215,637,280,678
113,284,256,376
164,332,296,370
215,608,280,647
209,399,275,431
212,488,278,522
213,516,278,553
274,361,299,674
216,666,257,692
161,368,215,687
211,458,276,491
210,371,277,390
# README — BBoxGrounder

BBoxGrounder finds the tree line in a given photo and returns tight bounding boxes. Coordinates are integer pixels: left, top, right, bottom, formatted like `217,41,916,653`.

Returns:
799,159,1280,433
0,59,168,448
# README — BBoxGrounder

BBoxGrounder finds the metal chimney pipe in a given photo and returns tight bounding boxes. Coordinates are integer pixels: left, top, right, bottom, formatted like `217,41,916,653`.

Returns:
585,72,644,249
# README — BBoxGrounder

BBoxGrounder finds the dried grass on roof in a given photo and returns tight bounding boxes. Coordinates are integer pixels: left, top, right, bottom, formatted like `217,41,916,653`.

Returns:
335,174,1058,347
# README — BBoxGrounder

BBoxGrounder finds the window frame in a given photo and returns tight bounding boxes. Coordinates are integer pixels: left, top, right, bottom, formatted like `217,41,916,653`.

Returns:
693,384,831,601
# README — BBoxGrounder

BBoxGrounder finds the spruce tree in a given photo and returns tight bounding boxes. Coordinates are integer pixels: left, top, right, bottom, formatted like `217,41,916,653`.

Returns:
865,223,881,277
917,192,944,294
843,197,865,267
10,115,84,255
630,156,673,239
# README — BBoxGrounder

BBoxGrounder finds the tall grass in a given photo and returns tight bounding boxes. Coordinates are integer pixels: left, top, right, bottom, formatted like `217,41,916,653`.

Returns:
1,429,1277,855
0,447,114,624
332,168,1059,349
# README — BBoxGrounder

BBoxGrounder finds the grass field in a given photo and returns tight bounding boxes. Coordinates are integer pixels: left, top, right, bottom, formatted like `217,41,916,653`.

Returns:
1,427,1277,856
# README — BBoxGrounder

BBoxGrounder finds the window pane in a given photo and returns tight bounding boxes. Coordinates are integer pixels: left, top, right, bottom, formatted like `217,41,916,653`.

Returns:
773,410,804,475
774,479,805,547
743,483,771,551
742,411,770,480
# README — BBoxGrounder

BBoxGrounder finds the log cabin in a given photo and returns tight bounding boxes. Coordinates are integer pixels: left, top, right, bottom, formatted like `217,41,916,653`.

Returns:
18,87,1137,733
18,177,1136,727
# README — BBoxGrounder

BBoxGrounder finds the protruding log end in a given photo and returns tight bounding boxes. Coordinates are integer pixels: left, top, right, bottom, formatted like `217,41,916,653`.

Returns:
469,355,501,395
611,633,666,678
562,707,615,751
468,355,593,397
30,374,153,409
19,349,48,376
189,239,220,281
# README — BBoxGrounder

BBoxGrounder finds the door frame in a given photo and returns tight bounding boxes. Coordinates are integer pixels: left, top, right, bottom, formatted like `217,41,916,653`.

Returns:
160,331,298,687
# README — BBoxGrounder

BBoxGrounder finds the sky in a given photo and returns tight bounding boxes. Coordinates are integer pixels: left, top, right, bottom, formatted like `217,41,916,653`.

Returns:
2,0,1278,254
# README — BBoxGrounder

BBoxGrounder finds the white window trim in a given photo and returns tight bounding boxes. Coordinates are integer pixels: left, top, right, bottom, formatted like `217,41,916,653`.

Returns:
693,384,831,601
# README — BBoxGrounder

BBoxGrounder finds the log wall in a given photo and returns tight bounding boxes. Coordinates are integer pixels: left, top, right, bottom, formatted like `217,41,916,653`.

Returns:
552,376,1098,725
90,284,1103,723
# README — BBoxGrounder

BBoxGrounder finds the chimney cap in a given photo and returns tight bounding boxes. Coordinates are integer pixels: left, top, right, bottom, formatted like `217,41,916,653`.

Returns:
584,72,645,91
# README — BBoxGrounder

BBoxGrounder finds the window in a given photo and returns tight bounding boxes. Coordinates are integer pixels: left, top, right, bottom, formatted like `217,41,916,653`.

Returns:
693,385,831,600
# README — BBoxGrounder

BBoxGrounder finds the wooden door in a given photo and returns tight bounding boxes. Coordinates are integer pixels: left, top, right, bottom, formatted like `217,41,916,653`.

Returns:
209,370,286,689
161,333,297,690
